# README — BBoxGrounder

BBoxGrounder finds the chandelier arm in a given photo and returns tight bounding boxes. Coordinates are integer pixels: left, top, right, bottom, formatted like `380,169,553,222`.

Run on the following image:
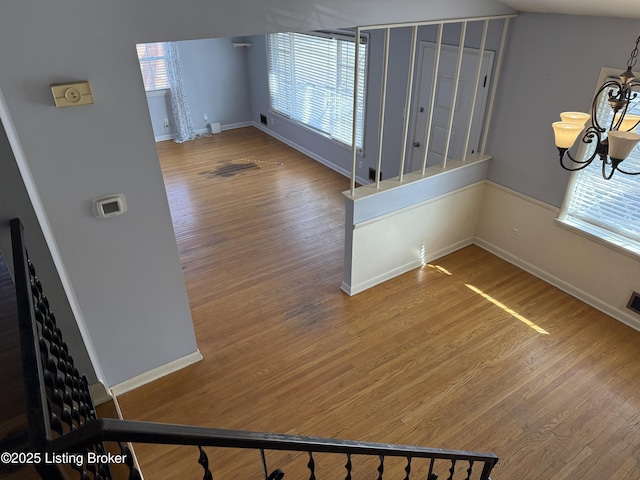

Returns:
592,80,622,131
603,158,627,180
615,165,640,175
603,160,616,180
627,35,640,71
564,148,597,165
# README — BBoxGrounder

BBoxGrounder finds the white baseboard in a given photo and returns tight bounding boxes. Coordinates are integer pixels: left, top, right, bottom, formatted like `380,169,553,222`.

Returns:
222,121,252,131
343,259,422,296
155,122,253,142
109,350,203,396
252,122,369,185
474,238,640,333
344,237,474,296
155,133,176,142
90,381,113,406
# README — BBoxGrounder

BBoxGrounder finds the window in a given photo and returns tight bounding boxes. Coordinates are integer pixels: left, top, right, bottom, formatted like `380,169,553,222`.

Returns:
136,42,169,92
559,67,640,255
267,32,367,149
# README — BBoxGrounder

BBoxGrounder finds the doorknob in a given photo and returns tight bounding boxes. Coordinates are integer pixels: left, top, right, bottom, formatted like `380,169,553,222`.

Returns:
413,141,420,147
419,106,424,112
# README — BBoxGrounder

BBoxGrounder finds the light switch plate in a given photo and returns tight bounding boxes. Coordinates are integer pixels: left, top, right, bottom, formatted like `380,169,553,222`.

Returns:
51,81,94,108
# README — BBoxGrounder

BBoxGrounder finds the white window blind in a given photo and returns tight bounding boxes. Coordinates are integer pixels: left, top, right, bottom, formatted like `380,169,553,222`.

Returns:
136,42,169,91
267,32,367,149
562,77,640,252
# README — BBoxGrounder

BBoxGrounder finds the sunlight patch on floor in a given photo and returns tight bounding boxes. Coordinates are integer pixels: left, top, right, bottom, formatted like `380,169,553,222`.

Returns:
425,263,453,275
465,284,550,335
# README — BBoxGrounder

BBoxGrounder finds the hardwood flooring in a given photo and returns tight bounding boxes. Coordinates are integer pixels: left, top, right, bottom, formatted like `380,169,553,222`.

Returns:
117,127,640,479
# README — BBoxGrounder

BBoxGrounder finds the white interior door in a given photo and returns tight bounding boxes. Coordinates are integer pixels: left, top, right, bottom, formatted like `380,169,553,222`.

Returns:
408,42,494,171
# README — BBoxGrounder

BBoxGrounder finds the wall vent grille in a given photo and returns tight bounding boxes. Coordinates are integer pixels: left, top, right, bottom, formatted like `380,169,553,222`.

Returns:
626,291,640,315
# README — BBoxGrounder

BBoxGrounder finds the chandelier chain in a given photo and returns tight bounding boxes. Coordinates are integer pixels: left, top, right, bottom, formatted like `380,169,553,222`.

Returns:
627,34,640,70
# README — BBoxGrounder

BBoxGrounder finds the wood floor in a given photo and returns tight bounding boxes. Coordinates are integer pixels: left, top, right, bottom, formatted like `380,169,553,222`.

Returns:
118,127,640,480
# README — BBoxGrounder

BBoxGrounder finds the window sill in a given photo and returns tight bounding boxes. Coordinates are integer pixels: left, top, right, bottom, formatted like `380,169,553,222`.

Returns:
555,216,640,261
269,110,364,157
146,89,170,98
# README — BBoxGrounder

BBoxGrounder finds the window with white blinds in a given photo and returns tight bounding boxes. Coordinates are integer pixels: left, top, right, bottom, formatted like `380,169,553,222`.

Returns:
267,32,367,149
560,68,640,254
136,42,169,92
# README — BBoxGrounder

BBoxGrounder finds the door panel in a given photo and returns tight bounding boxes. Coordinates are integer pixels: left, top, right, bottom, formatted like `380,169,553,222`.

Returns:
409,43,494,171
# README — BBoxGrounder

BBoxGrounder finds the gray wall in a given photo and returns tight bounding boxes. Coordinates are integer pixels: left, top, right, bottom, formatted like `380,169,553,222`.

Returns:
147,37,253,138
0,119,96,383
484,13,640,207
0,0,514,387
246,20,507,182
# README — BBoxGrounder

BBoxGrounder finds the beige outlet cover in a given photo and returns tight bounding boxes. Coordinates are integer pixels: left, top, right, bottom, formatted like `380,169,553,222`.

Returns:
51,81,94,108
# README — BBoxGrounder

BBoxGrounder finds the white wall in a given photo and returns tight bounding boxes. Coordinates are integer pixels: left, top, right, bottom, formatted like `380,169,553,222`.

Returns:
0,0,514,387
343,158,489,294
0,118,96,383
147,37,254,139
484,13,640,207
246,20,507,185
476,182,640,331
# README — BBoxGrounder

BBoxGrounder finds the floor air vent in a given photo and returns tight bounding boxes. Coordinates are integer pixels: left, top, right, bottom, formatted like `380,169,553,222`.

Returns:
627,291,640,315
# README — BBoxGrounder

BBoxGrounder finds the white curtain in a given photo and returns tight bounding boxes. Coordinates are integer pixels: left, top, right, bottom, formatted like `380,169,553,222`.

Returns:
164,42,196,143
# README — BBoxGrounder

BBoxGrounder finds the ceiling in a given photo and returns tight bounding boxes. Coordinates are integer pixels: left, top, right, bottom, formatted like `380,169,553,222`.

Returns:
499,0,640,20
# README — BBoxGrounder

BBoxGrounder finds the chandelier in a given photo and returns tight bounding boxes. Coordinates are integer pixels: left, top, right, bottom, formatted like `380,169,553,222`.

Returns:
552,34,640,180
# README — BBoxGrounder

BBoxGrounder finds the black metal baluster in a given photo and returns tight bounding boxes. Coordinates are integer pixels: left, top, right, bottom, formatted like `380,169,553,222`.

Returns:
465,461,473,480
447,460,456,480
404,456,412,480
198,446,213,480
119,442,142,480
427,458,438,480
260,449,269,480
268,470,285,480
261,449,284,480
344,453,352,480
377,455,385,480
307,451,316,480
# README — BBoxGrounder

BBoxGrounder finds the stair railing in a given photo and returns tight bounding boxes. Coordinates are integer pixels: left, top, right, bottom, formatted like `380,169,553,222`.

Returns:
9,218,498,480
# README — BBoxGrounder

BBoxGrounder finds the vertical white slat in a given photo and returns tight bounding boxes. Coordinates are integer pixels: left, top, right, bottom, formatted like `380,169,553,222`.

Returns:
462,20,489,162
442,21,467,170
398,26,419,182
376,28,391,189
481,17,510,155
421,24,443,175
350,27,362,196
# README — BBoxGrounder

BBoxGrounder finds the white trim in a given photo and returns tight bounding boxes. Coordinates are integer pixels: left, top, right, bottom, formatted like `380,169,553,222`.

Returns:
353,180,484,227
109,395,145,479
109,350,203,396
486,181,560,213
155,121,253,142
145,88,170,98
253,122,369,185
90,381,113,406
343,237,473,296
221,121,252,131
0,87,108,386
473,237,640,333
155,133,176,142
556,217,640,261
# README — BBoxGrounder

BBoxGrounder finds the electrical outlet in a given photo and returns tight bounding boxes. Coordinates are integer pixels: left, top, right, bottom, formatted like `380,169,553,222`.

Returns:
511,228,519,240
358,161,363,169
163,118,169,128
203,113,208,123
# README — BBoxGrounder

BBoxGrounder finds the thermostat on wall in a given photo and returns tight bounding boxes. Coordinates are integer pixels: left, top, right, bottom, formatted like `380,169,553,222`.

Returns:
94,194,127,218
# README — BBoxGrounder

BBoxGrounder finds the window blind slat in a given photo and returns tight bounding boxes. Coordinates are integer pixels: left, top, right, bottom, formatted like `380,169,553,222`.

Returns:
137,42,169,91
267,32,367,149
565,84,640,244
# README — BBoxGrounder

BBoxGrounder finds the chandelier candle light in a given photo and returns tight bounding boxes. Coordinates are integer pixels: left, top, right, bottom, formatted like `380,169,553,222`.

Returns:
552,33,640,179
